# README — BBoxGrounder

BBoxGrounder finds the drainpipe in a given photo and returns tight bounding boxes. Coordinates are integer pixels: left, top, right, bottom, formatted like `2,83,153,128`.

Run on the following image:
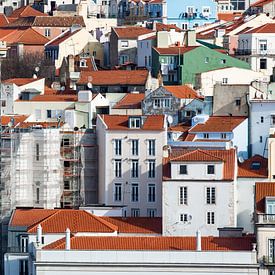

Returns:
65,228,71,250
36,224,42,247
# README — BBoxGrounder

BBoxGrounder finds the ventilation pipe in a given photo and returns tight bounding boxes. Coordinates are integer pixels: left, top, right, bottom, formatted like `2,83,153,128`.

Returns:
65,228,71,250
36,224,42,246
196,229,201,251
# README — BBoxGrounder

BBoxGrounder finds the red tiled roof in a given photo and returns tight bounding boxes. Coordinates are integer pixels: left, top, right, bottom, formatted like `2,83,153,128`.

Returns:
77,70,149,86
43,235,255,251
33,16,85,27
10,209,58,227
19,121,64,128
9,5,46,19
251,0,273,7
3,77,42,86
113,93,144,109
238,155,268,178
1,115,29,126
100,114,165,131
113,26,154,39
101,217,162,234
244,23,275,33
183,133,196,141
0,14,9,27
27,93,78,102
153,46,198,55
164,85,203,99
46,29,81,47
156,22,183,32
168,123,190,132
27,210,118,233
190,116,247,133
163,148,236,181
217,12,242,21
255,182,275,213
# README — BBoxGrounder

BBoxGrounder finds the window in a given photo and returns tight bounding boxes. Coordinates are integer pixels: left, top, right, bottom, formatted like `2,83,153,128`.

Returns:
114,159,122,178
251,162,261,170
202,6,210,14
180,213,188,222
197,109,202,115
179,186,188,205
204,57,209,63
206,187,216,204
182,23,188,30
260,58,267,69
36,143,39,161
221,133,226,139
36,187,40,204
207,165,215,175
222,78,228,84
131,183,139,202
235,98,241,106
147,208,157,217
271,115,275,125
221,59,226,64
269,239,275,264
47,110,52,118
148,139,155,156
164,99,171,108
92,50,96,57
179,165,187,175
19,260,28,275
145,56,147,66
261,116,264,123
64,161,70,168
259,39,267,51
148,160,156,178
260,136,263,143
131,139,139,156
186,111,191,117
20,236,28,252
129,117,141,128
1,100,5,107
203,133,209,139
45,28,51,37
119,55,129,64
207,211,215,225
64,181,70,190
148,184,156,202
131,208,140,217
121,40,129,47
114,183,122,201
131,160,139,178
80,59,87,67
154,99,161,108
114,139,122,156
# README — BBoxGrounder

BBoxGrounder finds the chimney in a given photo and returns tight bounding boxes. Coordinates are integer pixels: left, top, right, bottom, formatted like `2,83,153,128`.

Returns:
252,243,257,252
36,224,42,246
196,230,201,251
65,228,71,250
185,30,196,47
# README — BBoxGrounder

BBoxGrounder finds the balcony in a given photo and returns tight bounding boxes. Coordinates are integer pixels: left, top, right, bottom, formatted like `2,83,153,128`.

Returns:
235,49,275,56
257,214,275,224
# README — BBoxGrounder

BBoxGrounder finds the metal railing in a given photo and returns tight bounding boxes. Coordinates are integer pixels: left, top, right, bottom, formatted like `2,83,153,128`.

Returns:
257,214,275,224
235,49,275,56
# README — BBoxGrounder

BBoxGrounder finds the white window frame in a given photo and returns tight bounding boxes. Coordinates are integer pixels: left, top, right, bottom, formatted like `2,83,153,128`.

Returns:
206,187,216,204
147,139,155,156
179,186,188,205
147,208,157,217
207,165,215,175
131,208,140,217
131,159,139,178
206,211,215,225
148,183,156,202
131,183,139,202
114,183,122,202
114,139,122,156
131,139,139,156
114,159,122,178
148,159,156,178
121,40,129,48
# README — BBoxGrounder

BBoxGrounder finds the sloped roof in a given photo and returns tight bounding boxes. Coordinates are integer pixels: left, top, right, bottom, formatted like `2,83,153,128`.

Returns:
113,26,154,39
1,115,29,127
0,14,9,27
9,5,46,19
190,116,247,133
156,22,183,32
163,148,236,181
238,155,268,178
251,0,273,7
113,93,145,109
153,46,198,55
244,23,275,34
100,114,165,131
217,12,242,21
77,70,149,86
43,235,255,251
3,77,42,86
26,92,78,102
164,85,203,99
255,182,275,213
46,28,81,47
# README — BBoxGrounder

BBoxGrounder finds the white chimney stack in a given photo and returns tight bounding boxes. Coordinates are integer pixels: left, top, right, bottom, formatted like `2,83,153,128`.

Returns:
196,230,201,251
37,224,42,246
65,228,71,250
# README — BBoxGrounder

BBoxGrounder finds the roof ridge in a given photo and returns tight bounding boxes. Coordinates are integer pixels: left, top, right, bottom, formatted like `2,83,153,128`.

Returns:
171,149,224,162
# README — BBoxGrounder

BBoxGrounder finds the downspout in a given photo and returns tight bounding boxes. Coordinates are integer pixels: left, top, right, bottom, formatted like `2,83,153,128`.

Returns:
246,91,252,158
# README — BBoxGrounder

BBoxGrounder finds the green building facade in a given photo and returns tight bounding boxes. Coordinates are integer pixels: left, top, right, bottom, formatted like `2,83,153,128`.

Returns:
152,46,250,85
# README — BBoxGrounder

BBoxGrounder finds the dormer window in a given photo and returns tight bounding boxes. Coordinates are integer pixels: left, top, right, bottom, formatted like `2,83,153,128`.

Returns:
251,161,261,170
129,117,141,129
80,59,87,68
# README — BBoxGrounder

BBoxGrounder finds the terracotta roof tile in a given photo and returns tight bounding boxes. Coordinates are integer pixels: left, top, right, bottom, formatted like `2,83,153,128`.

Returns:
164,148,236,181
9,5,46,19
100,114,165,131
164,85,203,99
27,210,118,233
255,182,275,213
217,12,242,21
113,26,154,39
190,116,247,133
77,70,149,86
3,77,42,86
244,23,275,33
10,209,58,227
1,115,29,127
46,28,81,46
168,122,190,132
43,236,255,251
101,217,162,234
0,14,9,27
113,93,144,109
153,46,198,55
251,0,273,7
156,22,183,32
27,93,78,102
19,121,64,128
238,155,268,178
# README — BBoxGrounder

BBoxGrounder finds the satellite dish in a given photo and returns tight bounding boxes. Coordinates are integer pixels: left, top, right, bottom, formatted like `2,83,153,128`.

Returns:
60,86,65,92
35,67,40,73
238,156,244,163
87,82,93,89
167,115,173,124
